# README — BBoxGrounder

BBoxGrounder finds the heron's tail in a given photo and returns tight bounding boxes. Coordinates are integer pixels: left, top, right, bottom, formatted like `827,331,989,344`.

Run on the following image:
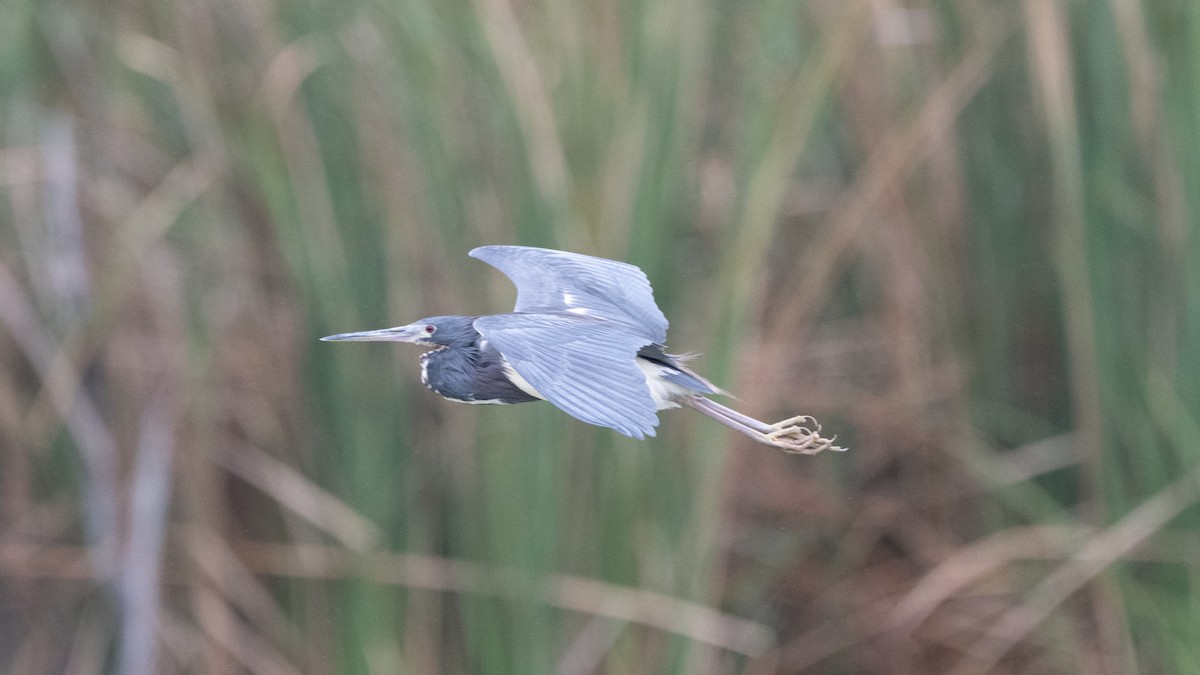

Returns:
661,352,727,397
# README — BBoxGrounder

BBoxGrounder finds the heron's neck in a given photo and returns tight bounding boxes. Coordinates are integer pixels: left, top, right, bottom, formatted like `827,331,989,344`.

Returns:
418,343,538,404
419,345,476,391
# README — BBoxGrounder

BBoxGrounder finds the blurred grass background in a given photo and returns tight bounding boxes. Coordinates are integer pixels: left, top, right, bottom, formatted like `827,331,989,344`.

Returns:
2,0,1199,672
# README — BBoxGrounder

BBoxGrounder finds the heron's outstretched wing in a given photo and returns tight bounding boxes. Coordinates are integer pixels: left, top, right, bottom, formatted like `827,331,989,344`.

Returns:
469,246,668,343
473,313,659,439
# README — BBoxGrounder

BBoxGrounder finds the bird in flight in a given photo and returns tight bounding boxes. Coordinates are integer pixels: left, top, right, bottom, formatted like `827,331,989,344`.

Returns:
322,246,842,454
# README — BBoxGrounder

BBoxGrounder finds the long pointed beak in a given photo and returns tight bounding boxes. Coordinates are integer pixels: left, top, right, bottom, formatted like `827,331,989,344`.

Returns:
320,323,426,343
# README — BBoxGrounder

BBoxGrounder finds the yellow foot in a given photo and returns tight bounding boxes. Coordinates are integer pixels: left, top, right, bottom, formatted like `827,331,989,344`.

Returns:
763,416,846,455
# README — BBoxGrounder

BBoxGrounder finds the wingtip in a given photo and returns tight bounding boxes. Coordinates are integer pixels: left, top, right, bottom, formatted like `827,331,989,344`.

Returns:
612,416,660,441
634,417,661,440
468,245,512,260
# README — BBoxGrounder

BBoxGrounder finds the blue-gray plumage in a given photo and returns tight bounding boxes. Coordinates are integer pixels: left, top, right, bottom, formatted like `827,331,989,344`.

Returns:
322,246,842,454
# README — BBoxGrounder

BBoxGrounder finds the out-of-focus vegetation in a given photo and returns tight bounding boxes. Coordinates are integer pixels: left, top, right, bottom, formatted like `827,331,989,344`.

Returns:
2,0,1199,672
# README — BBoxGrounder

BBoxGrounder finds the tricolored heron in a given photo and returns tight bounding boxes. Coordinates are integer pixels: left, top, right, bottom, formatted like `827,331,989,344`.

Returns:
322,246,842,454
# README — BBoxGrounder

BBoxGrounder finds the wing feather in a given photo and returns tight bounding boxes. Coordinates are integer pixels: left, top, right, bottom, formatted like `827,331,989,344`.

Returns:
473,313,659,438
470,246,668,343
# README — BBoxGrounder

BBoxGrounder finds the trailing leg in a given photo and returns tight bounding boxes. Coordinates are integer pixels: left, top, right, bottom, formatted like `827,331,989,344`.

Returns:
680,397,843,455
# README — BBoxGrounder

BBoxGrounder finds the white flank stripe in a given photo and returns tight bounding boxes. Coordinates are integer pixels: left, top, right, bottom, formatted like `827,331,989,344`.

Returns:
502,363,546,400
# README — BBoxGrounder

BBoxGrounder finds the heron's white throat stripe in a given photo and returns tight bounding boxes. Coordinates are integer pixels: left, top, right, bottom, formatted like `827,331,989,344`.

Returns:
419,346,447,387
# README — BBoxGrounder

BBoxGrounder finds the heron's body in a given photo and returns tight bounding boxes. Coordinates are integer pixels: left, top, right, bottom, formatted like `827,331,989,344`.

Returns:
412,320,540,405
322,246,840,454
420,344,537,405
417,322,709,409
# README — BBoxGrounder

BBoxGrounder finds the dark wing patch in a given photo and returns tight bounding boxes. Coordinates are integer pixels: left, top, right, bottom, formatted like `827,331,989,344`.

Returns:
473,313,660,439
470,246,668,343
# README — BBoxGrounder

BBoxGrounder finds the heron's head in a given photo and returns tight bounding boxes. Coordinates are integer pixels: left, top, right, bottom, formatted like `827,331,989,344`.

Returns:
320,315,479,348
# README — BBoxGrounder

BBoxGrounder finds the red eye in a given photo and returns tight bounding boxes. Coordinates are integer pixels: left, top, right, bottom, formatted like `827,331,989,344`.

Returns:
424,325,436,334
